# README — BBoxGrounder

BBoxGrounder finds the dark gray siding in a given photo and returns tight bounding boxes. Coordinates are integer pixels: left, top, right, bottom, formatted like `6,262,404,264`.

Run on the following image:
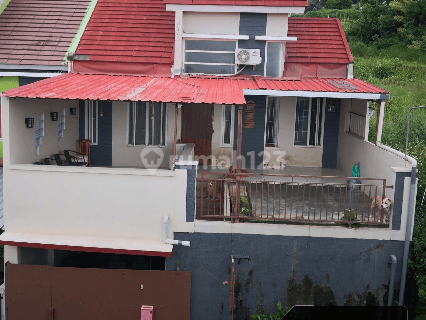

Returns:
175,164,196,222
238,13,266,76
234,96,266,169
78,100,112,167
322,98,341,168
166,233,404,320
392,171,410,230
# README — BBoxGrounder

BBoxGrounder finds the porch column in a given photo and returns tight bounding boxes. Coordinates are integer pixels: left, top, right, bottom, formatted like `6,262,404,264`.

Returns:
375,100,385,145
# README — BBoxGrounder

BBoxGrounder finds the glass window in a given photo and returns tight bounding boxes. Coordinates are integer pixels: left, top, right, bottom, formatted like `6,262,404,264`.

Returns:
128,102,166,146
294,97,324,147
85,100,98,145
265,97,279,147
222,105,234,146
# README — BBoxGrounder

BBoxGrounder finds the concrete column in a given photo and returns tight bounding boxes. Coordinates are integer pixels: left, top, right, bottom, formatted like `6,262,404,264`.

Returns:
375,100,385,144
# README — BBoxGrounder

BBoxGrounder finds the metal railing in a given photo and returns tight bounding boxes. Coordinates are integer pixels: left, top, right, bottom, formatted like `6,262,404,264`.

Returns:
197,172,392,226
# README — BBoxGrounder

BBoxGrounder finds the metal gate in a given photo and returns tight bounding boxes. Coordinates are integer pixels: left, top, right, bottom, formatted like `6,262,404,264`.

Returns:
6,263,191,320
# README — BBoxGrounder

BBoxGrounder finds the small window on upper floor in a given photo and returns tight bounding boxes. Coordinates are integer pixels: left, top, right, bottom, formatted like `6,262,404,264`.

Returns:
184,39,237,75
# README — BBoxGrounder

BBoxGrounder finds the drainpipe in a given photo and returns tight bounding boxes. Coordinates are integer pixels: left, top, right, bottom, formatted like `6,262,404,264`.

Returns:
388,255,397,306
163,215,190,246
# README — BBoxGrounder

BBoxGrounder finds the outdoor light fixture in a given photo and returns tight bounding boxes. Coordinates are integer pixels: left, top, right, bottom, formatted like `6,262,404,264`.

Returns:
51,112,58,121
70,107,77,116
25,117,34,128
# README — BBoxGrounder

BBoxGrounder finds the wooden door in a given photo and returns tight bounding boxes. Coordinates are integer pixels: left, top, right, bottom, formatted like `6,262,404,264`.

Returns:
181,104,213,165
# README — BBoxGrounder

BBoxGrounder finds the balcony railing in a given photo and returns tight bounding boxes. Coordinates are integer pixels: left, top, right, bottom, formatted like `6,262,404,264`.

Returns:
197,172,392,227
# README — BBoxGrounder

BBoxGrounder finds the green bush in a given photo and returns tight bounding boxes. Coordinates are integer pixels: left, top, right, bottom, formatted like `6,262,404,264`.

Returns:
250,302,291,320
325,0,352,9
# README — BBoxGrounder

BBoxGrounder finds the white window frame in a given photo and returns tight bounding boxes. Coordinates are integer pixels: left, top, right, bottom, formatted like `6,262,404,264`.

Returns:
127,102,167,147
183,38,238,76
221,104,235,147
264,41,285,78
85,100,98,145
293,97,326,147
265,96,279,147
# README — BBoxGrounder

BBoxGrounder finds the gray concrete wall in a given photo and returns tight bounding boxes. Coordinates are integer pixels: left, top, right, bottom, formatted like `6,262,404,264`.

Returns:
166,232,404,320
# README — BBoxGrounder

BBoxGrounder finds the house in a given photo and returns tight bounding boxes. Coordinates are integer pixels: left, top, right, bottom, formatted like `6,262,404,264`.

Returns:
0,0,94,170
0,0,418,319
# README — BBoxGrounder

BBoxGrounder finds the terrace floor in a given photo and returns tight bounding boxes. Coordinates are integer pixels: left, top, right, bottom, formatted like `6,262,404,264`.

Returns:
196,166,388,226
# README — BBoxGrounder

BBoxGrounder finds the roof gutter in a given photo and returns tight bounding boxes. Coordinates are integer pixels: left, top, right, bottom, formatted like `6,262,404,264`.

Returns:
243,89,390,100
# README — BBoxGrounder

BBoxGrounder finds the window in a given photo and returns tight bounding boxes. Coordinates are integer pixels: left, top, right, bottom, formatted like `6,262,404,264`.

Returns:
184,39,237,75
221,105,234,147
265,42,284,77
294,97,325,147
128,102,167,146
265,97,279,147
85,100,98,145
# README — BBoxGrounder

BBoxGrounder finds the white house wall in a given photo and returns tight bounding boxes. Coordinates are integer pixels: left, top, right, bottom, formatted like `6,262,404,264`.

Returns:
4,165,188,241
111,101,176,169
183,12,240,35
264,96,324,168
266,13,288,37
7,97,79,165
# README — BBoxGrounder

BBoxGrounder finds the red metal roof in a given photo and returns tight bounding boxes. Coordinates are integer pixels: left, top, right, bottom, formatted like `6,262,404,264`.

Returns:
0,0,91,66
2,73,388,104
76,0,175,67
286,18,353,64
163,0,307,6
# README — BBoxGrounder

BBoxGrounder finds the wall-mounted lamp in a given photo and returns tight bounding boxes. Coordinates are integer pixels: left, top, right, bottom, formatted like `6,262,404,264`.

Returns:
25,117,34,128
51,112,58,121
70,107,77,116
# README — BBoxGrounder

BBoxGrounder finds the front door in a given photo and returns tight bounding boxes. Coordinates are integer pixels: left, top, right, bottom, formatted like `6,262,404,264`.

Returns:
181,104,213,165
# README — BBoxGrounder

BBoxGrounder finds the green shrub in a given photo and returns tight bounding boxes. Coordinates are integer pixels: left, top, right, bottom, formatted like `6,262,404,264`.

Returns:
250,302,291,320
325,0,352,9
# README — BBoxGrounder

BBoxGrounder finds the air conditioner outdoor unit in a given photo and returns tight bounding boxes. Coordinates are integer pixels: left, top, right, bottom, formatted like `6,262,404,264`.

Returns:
235,49,262,65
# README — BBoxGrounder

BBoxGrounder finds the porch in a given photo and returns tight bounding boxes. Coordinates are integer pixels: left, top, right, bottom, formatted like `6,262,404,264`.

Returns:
196,166,392,227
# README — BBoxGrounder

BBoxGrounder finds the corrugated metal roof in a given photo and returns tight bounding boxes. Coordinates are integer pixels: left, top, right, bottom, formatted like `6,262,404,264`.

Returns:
0,0,92,66
163,0,307,6
287,18,353,64
76,0,175,66
2,73,388,105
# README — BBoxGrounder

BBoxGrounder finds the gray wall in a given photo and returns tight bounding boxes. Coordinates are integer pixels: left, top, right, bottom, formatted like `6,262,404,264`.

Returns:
166,233,404,320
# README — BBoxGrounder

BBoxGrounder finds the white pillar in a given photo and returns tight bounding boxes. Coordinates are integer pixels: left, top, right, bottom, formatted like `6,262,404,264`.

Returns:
376,100,385,144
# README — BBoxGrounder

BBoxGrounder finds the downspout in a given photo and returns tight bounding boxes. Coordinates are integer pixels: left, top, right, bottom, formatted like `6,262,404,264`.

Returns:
163,215,190,247
388,255,397,306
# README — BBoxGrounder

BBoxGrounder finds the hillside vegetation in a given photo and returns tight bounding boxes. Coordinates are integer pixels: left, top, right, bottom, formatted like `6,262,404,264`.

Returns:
305,1,426,317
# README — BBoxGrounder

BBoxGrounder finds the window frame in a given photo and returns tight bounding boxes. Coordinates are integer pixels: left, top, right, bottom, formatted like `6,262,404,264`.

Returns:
85,100,98,146
183,38,238,76
293,97,326,147
265,96,279,148
221,104,235,147
127,102,167,147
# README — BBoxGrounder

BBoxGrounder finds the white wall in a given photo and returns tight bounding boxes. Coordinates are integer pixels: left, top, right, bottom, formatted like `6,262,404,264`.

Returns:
4,166,189,241
112,101,177,169
183,12,240,35
7,98,80,165
266,13,288,37
264,96,324,168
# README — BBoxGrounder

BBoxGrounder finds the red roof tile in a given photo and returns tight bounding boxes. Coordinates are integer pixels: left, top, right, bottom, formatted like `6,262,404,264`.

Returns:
286,18,353,64
2,73,388,105
76,0,175,67
0,0,91,66
163,0,307,6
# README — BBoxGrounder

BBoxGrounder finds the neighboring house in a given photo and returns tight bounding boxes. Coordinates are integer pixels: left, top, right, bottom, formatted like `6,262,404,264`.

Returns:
0,0,418,319
0,0,95,165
